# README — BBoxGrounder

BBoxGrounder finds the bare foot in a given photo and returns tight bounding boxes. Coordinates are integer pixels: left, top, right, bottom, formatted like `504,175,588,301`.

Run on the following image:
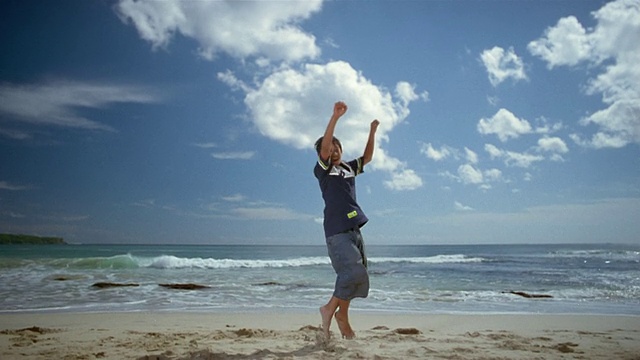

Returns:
334,310,355,339
319,305,333,339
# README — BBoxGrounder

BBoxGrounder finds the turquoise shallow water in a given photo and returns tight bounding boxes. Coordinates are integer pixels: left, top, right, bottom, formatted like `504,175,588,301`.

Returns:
0,243,638,314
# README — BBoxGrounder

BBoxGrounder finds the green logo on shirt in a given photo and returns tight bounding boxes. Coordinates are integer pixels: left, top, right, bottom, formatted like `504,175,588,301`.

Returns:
347,210,358,219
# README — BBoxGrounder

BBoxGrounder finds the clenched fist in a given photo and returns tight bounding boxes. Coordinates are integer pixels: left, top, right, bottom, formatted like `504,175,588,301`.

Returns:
333,101,348,119
371,119,380,132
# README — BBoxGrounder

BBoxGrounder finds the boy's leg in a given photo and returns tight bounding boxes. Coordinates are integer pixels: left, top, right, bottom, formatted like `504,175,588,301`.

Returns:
320,296,355,339
334,298,355,339
320,296,340,339
322,230,367,340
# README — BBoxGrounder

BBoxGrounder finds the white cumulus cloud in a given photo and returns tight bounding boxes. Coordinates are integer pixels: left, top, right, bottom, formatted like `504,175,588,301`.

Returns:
528,0,640,148
478,108,533,142
527,16,591,67
464,147,479,164
116,0,428,191
384,169,423,191
537,136,569,153
480,46,528,86
420,143,453,161
219,60,425,191
484,168,503,182
115,0,322,63
457,164,484,185
395,82,429,107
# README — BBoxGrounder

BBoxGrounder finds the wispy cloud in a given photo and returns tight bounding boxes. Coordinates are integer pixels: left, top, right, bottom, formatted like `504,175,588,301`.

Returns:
192,142,217,149
454,201,474,212
0,181,33,191
485,144,545,168
195,195,314,221
230,206,312,221
211,151,255,160
1,211,25,218
132,199,176,211
42,214,90,222
0,80,160,131
431,197,640,243
0,127,31,140
222,194,246,202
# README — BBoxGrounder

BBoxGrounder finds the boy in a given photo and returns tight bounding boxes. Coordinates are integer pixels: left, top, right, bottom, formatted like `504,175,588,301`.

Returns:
314,101,379,339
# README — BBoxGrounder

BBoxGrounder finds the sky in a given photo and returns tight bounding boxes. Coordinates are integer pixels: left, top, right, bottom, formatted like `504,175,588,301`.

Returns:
1,0,639,245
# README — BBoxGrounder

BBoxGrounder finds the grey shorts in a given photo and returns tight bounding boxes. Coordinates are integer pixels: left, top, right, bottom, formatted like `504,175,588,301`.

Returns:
326,228,369,301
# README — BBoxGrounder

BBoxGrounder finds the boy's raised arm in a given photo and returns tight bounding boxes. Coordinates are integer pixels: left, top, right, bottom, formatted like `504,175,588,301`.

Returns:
363,119,379,165
320,101,348,160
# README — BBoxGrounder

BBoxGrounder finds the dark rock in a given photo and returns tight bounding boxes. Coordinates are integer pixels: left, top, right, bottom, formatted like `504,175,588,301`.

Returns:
92,282,139,289
50,274,85,281
158,283,210,290
372,325,390,330
555,342,579,353
298,325,321,331
0,327,60,335
137,354,172,360
253,281,282,286
504,290,553,298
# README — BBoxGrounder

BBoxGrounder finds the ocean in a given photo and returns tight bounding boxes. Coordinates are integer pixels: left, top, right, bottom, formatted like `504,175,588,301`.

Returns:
0,243,638,315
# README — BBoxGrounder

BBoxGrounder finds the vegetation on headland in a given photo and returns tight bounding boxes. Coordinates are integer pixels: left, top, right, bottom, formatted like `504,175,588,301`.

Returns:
0,233,67,245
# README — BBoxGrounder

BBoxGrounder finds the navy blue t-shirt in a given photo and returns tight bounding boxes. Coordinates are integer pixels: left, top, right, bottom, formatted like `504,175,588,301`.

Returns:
314,156,369,237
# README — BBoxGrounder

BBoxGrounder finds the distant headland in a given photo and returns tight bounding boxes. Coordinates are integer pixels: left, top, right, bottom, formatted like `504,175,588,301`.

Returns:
0,233,67,245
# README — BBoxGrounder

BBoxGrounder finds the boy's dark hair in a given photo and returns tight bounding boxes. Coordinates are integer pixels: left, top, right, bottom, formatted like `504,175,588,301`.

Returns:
315,136,342,154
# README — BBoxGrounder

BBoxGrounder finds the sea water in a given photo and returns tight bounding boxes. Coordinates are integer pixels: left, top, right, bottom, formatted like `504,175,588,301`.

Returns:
0,243,638,315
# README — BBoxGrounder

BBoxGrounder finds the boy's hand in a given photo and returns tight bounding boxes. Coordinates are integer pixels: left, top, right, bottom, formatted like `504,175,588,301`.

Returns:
333,101,348,119
370,119,380,132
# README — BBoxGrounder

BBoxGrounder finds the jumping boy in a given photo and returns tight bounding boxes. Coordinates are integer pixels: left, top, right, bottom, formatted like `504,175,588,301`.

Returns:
314,101,379,339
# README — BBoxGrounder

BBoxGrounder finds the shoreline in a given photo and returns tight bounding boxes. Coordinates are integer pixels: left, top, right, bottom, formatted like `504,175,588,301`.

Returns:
2,307,640,317
2,312,639,359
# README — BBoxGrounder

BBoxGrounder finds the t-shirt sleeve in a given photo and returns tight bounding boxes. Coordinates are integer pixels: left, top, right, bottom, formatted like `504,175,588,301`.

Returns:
314,155,331,180
349,157,365,175
317,154,331,171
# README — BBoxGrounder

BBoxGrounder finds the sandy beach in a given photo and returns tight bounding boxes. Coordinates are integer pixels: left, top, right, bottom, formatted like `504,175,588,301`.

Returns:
1,312,639,360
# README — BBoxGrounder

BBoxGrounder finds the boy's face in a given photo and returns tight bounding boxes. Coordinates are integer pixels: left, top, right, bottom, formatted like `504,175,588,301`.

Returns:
330,139,342,165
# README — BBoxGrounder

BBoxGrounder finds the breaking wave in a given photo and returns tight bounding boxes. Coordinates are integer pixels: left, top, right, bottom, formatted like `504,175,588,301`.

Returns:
9,253,486,270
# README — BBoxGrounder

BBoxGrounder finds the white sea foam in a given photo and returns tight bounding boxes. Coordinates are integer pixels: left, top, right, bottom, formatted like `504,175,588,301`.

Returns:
138,254,484,269
144,255,330,269
370,254,485,264
549,249,640,262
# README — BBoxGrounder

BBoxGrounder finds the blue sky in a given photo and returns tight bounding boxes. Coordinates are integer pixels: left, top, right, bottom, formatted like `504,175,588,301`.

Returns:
1,0,639,245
